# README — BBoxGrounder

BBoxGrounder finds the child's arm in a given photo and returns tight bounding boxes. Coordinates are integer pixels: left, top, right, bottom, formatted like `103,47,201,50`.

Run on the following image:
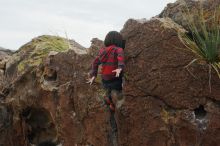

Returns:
112,47,125,77
87,51,101,85
116,47,125,70
90,56,101,78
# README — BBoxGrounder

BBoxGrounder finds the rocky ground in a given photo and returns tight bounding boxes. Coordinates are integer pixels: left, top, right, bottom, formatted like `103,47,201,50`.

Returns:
0,0,220,146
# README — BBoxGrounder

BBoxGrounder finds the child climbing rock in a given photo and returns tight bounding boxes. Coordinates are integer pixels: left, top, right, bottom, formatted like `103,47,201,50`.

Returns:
87,31,125,112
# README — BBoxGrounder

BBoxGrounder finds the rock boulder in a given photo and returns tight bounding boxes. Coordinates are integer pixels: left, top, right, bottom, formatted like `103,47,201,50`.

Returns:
0,0,220,146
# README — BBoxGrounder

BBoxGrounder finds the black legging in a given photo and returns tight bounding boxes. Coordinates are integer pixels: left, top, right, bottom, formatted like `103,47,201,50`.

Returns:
102,77,122,91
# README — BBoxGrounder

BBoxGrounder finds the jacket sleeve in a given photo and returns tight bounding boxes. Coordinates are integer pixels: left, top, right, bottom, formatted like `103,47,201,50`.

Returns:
116,47,125,70
90,51,101,77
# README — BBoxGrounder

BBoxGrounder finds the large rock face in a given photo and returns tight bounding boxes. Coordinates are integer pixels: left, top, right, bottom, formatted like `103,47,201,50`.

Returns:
0,0,220,146
118,17,220,146
1,35,114,146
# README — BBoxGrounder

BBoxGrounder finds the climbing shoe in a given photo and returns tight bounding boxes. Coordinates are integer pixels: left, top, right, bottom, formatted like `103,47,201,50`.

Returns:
104,96,112,105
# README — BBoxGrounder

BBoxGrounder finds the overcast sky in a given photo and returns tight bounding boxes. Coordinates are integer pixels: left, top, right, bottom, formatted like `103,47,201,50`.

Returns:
0,0,176,50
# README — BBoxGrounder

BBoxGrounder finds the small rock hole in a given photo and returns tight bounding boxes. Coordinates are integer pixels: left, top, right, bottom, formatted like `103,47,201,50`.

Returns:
44,68,57,81
194,105,207,119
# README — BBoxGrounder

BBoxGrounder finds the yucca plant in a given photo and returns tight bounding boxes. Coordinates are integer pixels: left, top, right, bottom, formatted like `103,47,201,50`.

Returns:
178,1,220,91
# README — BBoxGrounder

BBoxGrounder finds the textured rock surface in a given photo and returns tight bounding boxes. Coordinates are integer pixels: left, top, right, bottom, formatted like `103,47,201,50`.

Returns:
0,47,13,91
0,0,220,146
159,0,220,30
0,47,13,55
87,38,104,57
0,47,12,70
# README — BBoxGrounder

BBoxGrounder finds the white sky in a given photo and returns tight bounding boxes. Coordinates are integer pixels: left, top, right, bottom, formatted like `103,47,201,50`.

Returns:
0,0,176,50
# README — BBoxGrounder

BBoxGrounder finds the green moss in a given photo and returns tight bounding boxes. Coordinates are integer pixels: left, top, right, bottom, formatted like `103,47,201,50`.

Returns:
97,88,106,101
161,108,170,124
124,73,129,80
17,35,70,73
160,108,178,124
18,62,25,72
95,74,102,84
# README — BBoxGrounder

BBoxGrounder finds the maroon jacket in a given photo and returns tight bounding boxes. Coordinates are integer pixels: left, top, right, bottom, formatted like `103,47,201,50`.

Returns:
90,45,125,81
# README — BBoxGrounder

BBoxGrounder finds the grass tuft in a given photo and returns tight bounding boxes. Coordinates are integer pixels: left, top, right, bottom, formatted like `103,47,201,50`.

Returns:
178,1,220,91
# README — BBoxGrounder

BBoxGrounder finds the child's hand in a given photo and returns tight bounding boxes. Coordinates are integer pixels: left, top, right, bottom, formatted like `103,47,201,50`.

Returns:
112,68,122,77
86,76,95,85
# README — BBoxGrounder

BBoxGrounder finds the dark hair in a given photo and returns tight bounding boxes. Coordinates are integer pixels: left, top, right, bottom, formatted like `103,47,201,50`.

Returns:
38,141,57,146
104,31,125,49
121,39,126,49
